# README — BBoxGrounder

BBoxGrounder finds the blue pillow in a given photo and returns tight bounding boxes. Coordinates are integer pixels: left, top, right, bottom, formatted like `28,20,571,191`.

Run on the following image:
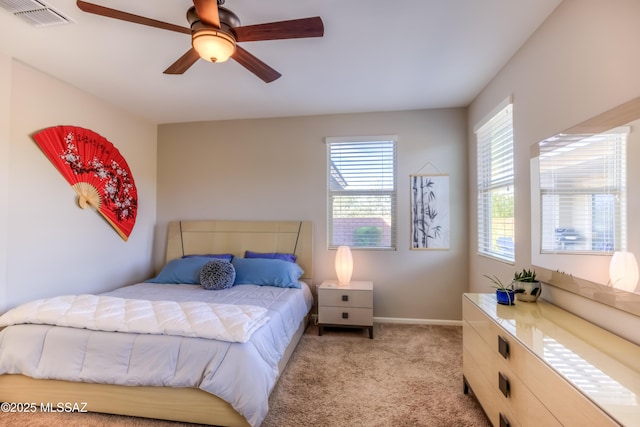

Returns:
146,257,223,284
232,258,303,288
245,250,297,263
182,253,234,261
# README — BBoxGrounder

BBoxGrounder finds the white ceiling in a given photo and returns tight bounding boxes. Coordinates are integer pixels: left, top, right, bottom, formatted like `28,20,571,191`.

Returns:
0,0,562,124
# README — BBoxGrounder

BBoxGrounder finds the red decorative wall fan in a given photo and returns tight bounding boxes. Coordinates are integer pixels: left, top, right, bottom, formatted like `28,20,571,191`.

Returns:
32,126,138,241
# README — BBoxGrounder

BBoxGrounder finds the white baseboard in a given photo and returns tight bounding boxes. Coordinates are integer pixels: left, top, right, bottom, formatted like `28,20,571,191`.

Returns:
374,316,463,326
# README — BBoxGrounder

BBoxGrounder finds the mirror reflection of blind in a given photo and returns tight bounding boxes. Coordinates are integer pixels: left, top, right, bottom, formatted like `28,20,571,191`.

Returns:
476,102,514,262
538,128,627,254
327,138,397,249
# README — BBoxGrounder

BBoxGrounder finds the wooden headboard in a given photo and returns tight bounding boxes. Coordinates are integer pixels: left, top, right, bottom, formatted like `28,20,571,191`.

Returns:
165,220,313,281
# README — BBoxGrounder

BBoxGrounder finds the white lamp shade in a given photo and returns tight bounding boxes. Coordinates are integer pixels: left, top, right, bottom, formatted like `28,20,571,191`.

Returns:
335,246,353,285
192,29,236,63
609,251,639,292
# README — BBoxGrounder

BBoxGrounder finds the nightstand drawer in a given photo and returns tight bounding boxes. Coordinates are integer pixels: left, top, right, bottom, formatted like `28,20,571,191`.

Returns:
318,280,374,338
318,289,373,308
318,306,373,326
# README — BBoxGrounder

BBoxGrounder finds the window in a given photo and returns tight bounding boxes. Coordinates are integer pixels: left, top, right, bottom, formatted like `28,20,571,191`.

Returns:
538,128,627,254
327,136,397,249
476,100,514,262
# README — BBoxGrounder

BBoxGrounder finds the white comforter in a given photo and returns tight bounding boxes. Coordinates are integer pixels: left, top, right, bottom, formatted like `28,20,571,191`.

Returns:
0,282,313,427
0,294,269,343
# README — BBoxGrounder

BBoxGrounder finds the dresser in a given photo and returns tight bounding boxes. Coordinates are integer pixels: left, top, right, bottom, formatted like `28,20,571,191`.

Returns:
318,280,373,338
463,293,640,427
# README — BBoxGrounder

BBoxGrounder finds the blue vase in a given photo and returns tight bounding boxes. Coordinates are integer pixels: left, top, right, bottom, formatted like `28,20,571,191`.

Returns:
496,289,515,305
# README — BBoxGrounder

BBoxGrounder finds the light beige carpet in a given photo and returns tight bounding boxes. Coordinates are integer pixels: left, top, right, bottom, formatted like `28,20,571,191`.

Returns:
0,323,490,427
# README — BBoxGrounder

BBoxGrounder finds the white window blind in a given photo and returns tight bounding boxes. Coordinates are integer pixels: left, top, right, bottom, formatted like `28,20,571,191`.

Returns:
538,128,627,254
476,102,514,262
327,137,397,249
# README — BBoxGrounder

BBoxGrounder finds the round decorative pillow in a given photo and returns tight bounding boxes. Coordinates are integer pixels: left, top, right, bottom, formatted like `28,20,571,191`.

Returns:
200,259,236,290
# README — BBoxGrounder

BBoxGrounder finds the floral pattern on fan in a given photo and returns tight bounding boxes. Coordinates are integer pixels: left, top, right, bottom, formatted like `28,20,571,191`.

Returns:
61,131,136,222
32,125,138,241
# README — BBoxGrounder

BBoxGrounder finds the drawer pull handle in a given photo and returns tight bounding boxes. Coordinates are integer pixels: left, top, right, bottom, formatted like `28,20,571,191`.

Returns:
498,335,510,359
342,312,349,319
499,413,511,427
342,295,349,302
498,372,510,398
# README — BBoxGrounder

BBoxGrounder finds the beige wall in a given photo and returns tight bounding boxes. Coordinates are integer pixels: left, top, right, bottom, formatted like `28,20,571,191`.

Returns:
158,109,468,321
0,57,158,311
9,0,639,335
468,0,640,343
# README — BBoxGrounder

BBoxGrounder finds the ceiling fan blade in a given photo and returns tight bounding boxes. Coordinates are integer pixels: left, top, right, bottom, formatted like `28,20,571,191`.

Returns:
164,49,201,75
232,46,281,83
76,1,190,35
233,17,324,42
192,0,220,28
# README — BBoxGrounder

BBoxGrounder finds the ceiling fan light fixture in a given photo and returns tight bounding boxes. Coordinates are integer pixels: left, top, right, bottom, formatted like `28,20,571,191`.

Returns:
192,29,236,63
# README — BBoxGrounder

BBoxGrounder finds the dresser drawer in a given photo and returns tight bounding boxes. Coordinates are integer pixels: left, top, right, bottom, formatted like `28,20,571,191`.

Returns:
463,294,626,427
492,352,561,426
506,337,618,427
464,346,520,427
463,296,495,348
318,288,373,308
465,320,560,427
318,306,373,326
463,322,493,377
464,297,519,370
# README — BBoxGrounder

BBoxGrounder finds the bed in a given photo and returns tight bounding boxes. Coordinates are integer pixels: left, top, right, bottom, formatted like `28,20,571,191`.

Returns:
0,220,314,427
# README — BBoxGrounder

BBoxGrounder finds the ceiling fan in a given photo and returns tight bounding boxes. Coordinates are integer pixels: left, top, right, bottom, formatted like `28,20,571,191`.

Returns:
76,0,324,83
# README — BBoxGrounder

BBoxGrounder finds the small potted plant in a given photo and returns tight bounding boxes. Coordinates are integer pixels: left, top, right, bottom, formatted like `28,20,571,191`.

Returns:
512,268,542,302
484,274,516,305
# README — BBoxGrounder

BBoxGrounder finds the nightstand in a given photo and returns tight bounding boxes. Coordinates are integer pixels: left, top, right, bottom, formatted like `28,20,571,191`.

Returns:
318,280,374,338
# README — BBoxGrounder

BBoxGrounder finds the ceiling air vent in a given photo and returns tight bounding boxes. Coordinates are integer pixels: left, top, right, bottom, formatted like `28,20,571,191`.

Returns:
0,0,72,27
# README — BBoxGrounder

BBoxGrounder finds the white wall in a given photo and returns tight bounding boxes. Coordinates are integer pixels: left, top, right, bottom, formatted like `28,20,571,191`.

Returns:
0,55,9,309
157,109,468,321
0,57,158,311
468,0,640,343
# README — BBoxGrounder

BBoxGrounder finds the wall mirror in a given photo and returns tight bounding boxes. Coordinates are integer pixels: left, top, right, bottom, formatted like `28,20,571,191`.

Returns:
530,97,640,316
